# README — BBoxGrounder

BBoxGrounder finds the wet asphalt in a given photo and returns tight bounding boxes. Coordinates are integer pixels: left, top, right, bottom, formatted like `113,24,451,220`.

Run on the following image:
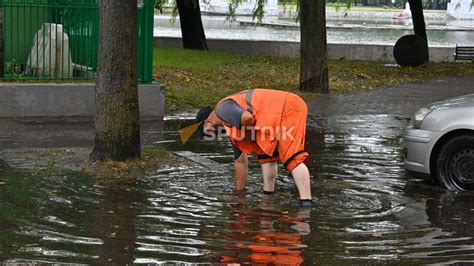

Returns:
308,75,474,118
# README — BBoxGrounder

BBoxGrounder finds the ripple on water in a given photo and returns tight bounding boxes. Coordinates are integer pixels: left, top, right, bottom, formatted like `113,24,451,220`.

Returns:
19,226,104,245
42,216,75,228
136,242,209,256
19,247,94,259
3,114,474,264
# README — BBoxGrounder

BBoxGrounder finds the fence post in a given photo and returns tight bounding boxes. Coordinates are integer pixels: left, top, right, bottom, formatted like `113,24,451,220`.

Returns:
0,3,4,78
142,0,154,83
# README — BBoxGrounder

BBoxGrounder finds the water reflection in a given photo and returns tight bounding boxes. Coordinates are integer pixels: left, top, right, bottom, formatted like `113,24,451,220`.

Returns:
154,15,474,46
135,165,222,263
0,169,103,263
91,179,144,264
401,183,474,262
209,193,310,264
2,114,474,263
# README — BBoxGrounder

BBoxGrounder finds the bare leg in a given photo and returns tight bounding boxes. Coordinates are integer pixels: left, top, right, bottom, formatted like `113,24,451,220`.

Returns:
261,162,278,192
291,163,311,200
234,153,248,191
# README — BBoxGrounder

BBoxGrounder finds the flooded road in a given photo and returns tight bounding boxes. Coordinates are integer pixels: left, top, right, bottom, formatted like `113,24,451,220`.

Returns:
2,114,474,264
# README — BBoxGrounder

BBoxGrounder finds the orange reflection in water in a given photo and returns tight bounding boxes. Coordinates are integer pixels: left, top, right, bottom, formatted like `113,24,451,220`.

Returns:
218,194,310,265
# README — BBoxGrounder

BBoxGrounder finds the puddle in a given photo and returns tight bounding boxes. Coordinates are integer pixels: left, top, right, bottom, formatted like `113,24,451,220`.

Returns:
1,114,474,264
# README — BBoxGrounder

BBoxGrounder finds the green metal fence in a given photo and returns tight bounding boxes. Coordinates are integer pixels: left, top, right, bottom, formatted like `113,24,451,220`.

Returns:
1,0,154,83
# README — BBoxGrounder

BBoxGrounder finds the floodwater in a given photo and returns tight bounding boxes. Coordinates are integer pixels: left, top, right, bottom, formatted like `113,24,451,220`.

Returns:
2,113,474,264
154,15,474,46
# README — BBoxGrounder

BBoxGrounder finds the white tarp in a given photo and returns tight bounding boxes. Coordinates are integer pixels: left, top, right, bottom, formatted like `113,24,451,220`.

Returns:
26,23,73,78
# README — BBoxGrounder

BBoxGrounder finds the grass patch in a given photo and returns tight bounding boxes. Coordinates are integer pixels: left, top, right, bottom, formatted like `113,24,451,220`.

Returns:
153,47,474,113
0,79,94,83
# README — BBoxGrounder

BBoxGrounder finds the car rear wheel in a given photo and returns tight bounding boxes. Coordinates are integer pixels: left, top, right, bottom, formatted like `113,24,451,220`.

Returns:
435,134,474,191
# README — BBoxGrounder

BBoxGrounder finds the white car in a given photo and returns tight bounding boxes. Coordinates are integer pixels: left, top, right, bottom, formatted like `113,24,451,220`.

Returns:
404,94,474,191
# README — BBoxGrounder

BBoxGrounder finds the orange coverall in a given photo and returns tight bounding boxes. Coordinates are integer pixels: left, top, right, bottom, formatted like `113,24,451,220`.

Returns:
219,88,309,172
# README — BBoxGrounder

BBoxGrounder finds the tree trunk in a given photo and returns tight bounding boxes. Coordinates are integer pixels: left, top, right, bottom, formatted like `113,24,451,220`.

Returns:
299,0,329,93
408,0,429,61
90,0,140,161
176,0,208,50
409,0,428,41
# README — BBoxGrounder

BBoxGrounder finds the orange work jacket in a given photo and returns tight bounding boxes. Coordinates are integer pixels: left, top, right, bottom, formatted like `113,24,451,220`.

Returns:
218,88,289,156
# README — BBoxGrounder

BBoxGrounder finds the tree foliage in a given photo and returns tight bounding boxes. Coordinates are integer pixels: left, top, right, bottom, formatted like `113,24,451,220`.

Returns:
155,0,270,22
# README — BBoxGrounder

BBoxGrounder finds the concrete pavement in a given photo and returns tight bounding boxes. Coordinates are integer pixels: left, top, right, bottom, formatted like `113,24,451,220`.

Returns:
307,75,474,118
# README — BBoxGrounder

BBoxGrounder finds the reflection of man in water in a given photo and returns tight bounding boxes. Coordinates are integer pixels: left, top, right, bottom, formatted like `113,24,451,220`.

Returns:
217,193,311,265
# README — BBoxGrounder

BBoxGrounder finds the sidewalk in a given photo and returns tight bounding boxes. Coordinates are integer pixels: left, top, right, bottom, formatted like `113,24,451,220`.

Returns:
307,75,474,118
0,118,164,150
